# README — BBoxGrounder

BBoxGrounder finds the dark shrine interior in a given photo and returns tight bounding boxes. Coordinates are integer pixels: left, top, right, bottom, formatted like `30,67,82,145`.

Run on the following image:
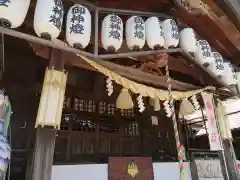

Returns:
1,34,212,180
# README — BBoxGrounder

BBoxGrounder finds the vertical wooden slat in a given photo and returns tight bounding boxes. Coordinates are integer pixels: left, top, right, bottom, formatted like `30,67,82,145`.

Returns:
222,139,240,180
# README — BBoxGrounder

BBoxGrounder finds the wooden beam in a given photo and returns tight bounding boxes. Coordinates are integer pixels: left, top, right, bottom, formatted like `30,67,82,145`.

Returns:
88,32,199,78
29,42,201,90
29,42,200,82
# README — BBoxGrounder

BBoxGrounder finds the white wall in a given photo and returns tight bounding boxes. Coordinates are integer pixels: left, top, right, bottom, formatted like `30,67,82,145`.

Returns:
51,162,192,180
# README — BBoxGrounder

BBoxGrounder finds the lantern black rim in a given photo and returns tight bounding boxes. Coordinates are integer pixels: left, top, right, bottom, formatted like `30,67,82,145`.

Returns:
40,33,51,40
73,43,83,50
153,45,162,50
189,52,194,56
0,19,11,28
106,46,116,53
132,45,140,51
203,62,210,68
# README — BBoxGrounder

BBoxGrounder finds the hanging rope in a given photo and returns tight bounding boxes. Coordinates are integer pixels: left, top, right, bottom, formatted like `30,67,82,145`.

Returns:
165,62,185,180
77,54,214,101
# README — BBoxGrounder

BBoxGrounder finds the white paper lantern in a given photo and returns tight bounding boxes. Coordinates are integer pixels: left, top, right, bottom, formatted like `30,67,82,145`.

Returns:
162,19,179,48
101,14,123,52
126,16,145,51
66,4,91,49
0,0,30,28
222,62,238,86
207,52,224,77
145,17,164,50
179,28,196,53
195,40,214,67
34,0,64,40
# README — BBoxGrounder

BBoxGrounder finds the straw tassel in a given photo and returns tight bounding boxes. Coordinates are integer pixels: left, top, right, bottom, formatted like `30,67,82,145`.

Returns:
149,98,161,111
191,95,200,110
179,98,195,116
116,88,134,109
165,61,185,180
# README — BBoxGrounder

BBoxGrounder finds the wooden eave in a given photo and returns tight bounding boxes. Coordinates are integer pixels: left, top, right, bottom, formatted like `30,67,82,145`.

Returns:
215,0,240,30
172,1,240,65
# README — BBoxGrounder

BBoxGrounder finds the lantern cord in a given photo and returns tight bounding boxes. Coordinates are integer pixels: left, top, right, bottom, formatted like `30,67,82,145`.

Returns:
165,62,185,180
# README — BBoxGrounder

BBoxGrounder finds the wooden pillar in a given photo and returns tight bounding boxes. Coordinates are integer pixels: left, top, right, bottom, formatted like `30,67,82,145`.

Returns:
30,49,64,180
32,128,57,180
222,139,240,180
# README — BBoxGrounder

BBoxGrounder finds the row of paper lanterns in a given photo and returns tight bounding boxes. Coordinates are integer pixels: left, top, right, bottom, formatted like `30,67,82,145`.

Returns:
0,0,179,50
0,0,238,86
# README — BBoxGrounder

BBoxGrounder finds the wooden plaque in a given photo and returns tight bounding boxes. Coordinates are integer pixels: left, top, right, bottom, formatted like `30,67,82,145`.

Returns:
108,157,154,180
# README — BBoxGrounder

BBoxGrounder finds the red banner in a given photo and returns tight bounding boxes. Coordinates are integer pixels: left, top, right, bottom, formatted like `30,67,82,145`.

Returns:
201,92,222,151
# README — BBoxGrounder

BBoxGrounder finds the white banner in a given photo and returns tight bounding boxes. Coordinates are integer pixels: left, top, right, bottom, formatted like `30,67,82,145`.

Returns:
201,92,222,151
195,160,224,180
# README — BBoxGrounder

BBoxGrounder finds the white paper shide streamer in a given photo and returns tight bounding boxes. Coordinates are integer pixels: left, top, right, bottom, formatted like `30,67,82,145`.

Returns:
106,77,113,96
102,14,123,52
162,19,179,49
66,4,91,49
0,0,30,28
137,95,145,113
145,17,164,50
163,100,171,117
191,95,200,110
34,0,64,39
126,16,145,51
195,40,214,67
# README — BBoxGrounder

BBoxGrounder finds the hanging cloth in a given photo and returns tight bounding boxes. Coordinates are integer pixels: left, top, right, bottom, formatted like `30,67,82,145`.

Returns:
216,99,232,139
3,103,12,136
